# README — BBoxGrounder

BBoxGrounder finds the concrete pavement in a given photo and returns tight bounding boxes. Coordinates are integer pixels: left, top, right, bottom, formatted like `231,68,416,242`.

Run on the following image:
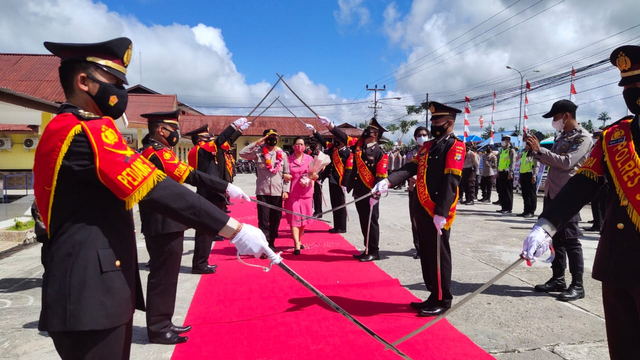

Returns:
0,174,609,359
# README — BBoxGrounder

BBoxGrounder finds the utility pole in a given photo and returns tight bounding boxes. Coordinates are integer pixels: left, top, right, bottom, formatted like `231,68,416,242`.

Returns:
366,84,386,117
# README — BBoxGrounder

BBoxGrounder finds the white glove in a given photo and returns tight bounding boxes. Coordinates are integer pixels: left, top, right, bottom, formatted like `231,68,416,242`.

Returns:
369,196,378,207
341,185,347,194
305,123,316,132
226,183,250,202
371,179,389,195
230,224,281,264
233,117,248,129
521,225,552,265
433,215,447,235
317,115,333,127
239,121,252,131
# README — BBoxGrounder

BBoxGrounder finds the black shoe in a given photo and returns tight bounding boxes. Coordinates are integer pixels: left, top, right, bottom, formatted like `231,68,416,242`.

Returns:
192,265,216,275
534,277,566,292
359,253,380,262
558,284,585,302
516,213,526,217
149,331,188,345
418,306,448,317
225,209,231,214
409,300,431,310
492,201,501,205
213,235,225,241
293,249,301,255
523,213,535,218
496,210,512,214
328,228,346,233
464,200,474,205
353,252,367,259
412,252,420,259
582,226,600,232
170,324,192,334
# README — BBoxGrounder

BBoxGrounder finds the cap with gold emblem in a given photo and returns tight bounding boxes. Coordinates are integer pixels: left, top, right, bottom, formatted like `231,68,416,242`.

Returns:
610,45,640,87
428,101,462,120
140,109,181,126
44,37,133,84
366,117,387,135
263,128,278,137
183,124,210,137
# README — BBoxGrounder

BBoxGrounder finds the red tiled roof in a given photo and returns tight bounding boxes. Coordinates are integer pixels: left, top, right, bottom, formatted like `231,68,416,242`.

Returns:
0,124,38,132
124,94,178,127
179,115,332,137
0,54,64,103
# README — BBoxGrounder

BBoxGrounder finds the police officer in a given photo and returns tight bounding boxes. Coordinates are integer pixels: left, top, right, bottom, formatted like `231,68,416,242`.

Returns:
373,102,465,316
33,38,277,359
317,116,389,262
184,120,250,273
517,143,540,218
522,45,640,360
306,123,352,233
139,111,251,344
524,100,592,301
496,134,516,213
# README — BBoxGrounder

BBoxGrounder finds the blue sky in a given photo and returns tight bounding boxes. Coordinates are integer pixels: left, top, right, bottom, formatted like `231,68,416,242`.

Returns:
1,0,638,138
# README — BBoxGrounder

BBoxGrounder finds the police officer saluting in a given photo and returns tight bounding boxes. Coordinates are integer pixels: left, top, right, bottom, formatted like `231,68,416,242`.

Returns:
521,45,640,360
373,102,466,316
33,38,277,359
139,110,251,344
317,116,389,262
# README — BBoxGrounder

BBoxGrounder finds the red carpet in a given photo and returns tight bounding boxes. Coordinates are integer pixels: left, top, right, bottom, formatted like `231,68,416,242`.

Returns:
172,200,493,360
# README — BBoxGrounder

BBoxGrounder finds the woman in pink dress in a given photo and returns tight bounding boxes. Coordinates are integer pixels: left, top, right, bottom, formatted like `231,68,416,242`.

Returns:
284,137,319,255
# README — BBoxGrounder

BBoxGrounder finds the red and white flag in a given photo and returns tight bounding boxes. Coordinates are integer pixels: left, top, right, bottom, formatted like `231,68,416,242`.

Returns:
479,116,484,128
464,96,470,141
570,67,577,102
490,91,496,145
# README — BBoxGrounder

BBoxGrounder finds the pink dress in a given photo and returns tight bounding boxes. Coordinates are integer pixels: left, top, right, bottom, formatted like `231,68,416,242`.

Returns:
284,153,315,227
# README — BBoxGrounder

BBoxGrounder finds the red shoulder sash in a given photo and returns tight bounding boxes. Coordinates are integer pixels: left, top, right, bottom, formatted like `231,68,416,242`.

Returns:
142,145,193,184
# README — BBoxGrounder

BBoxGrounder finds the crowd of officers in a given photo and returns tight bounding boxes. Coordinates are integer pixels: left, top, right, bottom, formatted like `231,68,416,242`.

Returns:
27,35,640,360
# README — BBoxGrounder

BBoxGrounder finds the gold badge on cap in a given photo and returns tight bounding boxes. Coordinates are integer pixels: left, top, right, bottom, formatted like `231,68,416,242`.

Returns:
617,52,631,72
123,44,132,67
429,105,435,113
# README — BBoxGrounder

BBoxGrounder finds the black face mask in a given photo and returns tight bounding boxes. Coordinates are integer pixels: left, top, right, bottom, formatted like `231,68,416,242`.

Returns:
623,87,640,115
86,74,128,119
430,121,450,138
163,127,180,147
266,138,277,146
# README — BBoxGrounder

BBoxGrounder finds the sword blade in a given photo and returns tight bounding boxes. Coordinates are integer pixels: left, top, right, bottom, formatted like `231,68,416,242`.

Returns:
390,258,525,347
277,262,412,360
249,198,331,223
276,73,319,117
246,75,283,118
251,96,280,122
315,192,371,217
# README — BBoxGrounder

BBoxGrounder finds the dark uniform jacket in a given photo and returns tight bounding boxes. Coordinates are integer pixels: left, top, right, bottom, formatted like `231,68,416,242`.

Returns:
139,138,229,236
37,105,230,332
388,134,463,219
329,127,387,194
314,131,353,187
193,125,236,202
538,115,640,289
217,130,242,183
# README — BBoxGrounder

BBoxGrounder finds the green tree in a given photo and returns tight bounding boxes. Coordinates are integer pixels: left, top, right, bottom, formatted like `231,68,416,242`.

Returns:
357,122,368,129
399,119,419,144
406,105,425,116
386,123,399,135
580,119,594,132
481,125,492,139
597,112,611,130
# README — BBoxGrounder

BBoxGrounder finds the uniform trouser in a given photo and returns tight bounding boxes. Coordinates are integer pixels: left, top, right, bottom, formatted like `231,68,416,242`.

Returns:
257,194,283,247
475,174,481,199
591,186,607,228
408,190,420,252
519,172,537,214
313,181,323,214
544,196,583,279
497,171,513,211
145,231,183,336
193,197,225,270
461,168,476,201
49,319,133,360
481,175,494,200
354,188,380,254
329,182,347,231
602,282,640,360
414,205,452,308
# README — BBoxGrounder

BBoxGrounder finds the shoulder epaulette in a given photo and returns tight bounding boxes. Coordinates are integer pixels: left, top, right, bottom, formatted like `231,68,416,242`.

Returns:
151,142,164,151
72,109,101,120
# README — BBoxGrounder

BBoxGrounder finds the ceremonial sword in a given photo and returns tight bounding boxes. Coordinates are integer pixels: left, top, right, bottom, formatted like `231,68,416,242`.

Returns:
251,96,280,122
313,192,371,218
276,73,319,117
248,198,331,223
389,258,525,347
246,75,282,118
276,261,412,360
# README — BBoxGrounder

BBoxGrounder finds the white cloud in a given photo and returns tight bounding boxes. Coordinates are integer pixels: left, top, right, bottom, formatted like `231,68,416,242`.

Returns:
334,0,371,28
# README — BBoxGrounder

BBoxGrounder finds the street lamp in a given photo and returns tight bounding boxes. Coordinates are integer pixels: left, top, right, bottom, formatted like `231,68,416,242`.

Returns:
372,97,402,117
506,66,539,145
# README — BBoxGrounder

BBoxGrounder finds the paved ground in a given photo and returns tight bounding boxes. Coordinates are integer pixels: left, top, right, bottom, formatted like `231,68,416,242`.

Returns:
0,174,609,359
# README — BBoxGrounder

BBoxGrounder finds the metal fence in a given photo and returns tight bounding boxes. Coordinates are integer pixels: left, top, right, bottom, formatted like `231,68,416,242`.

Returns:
2,172,32,203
